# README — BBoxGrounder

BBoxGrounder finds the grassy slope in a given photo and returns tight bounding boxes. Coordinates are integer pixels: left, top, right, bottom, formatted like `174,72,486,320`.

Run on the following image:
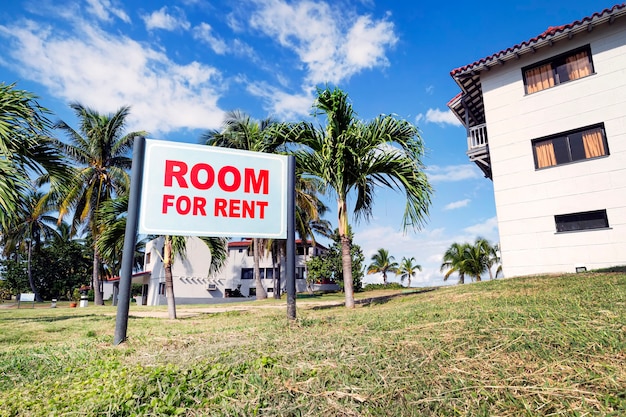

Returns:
0,273,624,416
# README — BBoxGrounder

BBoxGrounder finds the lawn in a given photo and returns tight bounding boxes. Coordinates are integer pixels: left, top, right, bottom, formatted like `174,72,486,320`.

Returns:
0,272,624,416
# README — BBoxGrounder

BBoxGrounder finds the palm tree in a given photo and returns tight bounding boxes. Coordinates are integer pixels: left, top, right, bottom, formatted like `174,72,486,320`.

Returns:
1,190,60,301
0,83,68,229
367,248,399,285
440,242,471,284
96,195,147,277
161,235,228,319
201,110,286,301
476,238,502,279
397,256,422,287
462,241,487,282
283,87,432,307
53,103,147,305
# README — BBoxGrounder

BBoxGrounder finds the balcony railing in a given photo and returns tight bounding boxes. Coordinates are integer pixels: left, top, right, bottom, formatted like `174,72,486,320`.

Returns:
468,123,488,150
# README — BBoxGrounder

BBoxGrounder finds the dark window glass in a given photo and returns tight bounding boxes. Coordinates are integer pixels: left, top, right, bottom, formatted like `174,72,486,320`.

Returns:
241,268,253,280
552,136,570,165
555,210,609,232
265,268,274,280
568,131,586,161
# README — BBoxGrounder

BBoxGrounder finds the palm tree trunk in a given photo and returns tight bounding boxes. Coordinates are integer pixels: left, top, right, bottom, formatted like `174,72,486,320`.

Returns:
92,249,104,305
382,272,387,285
27,241,43,302
164,237,177,319
253,238,267,300
338,198,355,308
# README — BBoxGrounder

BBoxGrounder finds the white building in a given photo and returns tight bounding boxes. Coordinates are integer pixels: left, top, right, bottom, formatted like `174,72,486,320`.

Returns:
120,237,336,306
448,4,626,276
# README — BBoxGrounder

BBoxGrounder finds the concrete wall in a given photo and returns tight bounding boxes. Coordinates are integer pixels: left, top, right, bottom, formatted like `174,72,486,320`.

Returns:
481,21,626,276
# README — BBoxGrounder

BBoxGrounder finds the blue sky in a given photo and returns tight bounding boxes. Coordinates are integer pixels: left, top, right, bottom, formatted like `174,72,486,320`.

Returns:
0,0,617,287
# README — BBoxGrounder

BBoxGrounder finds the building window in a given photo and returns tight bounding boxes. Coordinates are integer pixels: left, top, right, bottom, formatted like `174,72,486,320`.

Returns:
146,252,151,264
158,282,166,295
523,45,593,94
241,268,253,280
555,209,609,233
265,268,274,280
532,124,608,169
296,267,306,280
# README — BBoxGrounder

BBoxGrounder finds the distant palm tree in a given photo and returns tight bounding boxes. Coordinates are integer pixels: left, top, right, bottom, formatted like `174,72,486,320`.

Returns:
397,256,422,287
441,238,500,284
440,242,471,284
367,248,399,285
1,190,59,301
462,241,487,282
53,103,146,305
280,87,432,307
476,238,502,279
201,110,286,301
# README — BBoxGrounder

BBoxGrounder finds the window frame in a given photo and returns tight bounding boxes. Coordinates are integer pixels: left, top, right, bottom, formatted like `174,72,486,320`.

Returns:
531,123,608,169
522,45,594,94
554,209,609,233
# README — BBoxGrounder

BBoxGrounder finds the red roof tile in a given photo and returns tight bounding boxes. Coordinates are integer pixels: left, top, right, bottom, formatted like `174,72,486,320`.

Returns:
451,4,626,77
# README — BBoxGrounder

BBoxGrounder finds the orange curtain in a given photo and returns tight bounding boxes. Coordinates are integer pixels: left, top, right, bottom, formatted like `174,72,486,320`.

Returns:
582,128,605,158
525,63,555,94
566,51,592,80
535,141,556,168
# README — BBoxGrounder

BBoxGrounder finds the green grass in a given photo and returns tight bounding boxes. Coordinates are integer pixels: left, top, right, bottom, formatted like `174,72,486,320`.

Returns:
0,272,625,416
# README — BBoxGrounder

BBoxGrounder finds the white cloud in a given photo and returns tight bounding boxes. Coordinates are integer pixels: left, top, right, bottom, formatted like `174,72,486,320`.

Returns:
421,108,462,127
246,82,314,120
85,0,130,23
193,23,227,54
444,199,471,210
142,6,190,31
426,164,481,182
249,0,396,85
463,216,498,237
0,19,225,134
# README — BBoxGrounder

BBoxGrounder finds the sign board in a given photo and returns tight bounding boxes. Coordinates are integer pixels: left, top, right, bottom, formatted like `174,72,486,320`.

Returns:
138,139,288,238
18,293,35,308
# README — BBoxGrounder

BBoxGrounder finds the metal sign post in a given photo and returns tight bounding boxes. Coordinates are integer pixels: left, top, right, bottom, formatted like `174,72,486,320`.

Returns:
286,155,296,320
114,136,145,345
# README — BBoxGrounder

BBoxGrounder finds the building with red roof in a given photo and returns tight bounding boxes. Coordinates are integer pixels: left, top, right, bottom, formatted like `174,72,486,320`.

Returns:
448,4,626,276
121,237,335,306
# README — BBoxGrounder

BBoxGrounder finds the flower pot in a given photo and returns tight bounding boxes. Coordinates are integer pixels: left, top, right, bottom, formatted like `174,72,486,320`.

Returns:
69,302,78,308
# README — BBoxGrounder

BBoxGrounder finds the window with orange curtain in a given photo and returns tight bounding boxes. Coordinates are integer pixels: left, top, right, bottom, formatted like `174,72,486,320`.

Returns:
564,51,592,81
524,46,594,95
582,128,605,158
533,124,608,169
534,140,556,168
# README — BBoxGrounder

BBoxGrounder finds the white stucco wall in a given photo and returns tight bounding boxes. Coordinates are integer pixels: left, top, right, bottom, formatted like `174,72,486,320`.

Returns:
481,21,626,276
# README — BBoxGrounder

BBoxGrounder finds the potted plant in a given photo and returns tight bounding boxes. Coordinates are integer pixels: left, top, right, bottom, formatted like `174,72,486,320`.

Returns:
70,288,80,308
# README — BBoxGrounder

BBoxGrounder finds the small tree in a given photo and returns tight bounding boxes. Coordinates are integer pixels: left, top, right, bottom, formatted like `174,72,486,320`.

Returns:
306,228,364,293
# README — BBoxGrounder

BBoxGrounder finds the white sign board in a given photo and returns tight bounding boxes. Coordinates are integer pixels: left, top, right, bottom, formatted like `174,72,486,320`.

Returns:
139,139,288,238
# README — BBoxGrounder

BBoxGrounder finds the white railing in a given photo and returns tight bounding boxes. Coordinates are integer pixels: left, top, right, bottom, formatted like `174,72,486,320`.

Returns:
468,123,488,150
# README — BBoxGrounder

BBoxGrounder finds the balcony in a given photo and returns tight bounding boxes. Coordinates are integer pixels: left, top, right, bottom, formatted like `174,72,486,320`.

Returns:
466,123,492,179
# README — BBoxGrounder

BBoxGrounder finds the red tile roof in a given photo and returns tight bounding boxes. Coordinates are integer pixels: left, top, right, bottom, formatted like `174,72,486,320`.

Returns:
450,3,626,77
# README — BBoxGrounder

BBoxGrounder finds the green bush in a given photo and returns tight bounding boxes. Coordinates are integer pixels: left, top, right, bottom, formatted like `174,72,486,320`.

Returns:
362,282,405,291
